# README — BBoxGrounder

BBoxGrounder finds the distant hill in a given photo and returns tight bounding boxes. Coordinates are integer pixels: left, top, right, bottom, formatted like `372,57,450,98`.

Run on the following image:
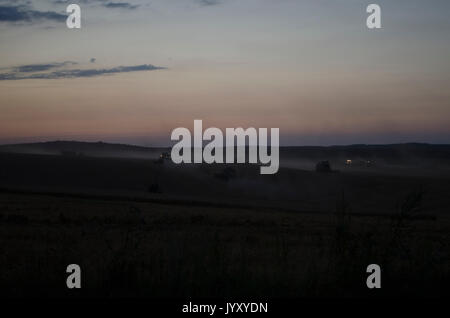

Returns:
1,141,450,164
0,141,168,159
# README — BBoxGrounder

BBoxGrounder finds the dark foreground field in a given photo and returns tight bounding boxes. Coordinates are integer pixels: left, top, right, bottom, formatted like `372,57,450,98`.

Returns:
1,191,449,298
0,142,449,298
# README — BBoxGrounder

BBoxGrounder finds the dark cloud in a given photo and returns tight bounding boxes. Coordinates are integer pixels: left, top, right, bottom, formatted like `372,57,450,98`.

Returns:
0,5,66,23
0,63,166,80
53,0,107,4
12,61,77,73
103,2,139,10
196,0,222,6
53,0,139,11
53,0,138,9
0,0,29,4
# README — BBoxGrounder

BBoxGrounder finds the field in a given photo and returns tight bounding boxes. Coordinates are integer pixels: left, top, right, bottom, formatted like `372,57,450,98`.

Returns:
0,143,449,298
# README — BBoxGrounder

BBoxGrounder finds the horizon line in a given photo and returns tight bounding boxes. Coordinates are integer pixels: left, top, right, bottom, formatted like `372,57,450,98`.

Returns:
1,139,449,149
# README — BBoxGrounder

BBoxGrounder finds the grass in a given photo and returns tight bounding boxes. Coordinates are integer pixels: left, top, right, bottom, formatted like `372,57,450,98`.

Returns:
0,191,449,298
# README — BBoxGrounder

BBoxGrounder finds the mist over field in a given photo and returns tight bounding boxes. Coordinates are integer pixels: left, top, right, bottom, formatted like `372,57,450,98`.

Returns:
0,141,449,299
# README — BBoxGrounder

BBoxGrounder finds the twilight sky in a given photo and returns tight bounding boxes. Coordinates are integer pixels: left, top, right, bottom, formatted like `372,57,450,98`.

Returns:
0,0,449,146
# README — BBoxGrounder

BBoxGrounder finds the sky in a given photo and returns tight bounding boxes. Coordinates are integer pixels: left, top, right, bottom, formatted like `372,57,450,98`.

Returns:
0,0,449,146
